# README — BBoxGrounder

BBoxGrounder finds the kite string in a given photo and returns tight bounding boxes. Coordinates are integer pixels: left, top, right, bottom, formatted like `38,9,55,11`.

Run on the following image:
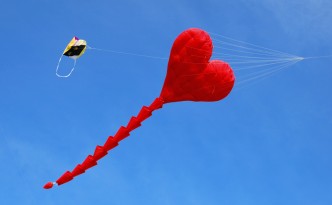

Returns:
184,43,302,65
302,55,332,60
208,31,298,57
212,39,294,58
87,45,168,60
233,59,302,90
233,59,298,70
236,59,301,82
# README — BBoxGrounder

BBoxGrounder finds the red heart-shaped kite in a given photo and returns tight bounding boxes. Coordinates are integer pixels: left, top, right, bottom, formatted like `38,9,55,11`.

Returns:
161,28,235,103
44,28,235,189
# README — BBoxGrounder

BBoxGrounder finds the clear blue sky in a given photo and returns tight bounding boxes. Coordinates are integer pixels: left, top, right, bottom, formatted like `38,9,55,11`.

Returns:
1,0,331,204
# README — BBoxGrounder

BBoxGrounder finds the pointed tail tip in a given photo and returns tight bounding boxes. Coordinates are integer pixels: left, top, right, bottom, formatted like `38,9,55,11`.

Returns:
43,182,54,189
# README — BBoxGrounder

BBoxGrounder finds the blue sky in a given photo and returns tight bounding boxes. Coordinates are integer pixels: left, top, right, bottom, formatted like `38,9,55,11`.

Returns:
1,0,331,204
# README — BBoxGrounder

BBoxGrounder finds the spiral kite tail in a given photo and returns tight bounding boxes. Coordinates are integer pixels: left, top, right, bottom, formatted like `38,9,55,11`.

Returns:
43,97,165,189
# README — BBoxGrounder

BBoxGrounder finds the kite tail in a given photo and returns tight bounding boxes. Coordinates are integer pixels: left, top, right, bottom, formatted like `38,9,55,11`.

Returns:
43,97,165,189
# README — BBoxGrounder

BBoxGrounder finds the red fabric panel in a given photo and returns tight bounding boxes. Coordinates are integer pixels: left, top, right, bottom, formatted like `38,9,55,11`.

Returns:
81,155,97,170
160,28,235,103
56,171,73,185
113,126,130,142
93,145,108,161
103,136,118,151
126,117,141,131
71,164,85,177
136,106,152,122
